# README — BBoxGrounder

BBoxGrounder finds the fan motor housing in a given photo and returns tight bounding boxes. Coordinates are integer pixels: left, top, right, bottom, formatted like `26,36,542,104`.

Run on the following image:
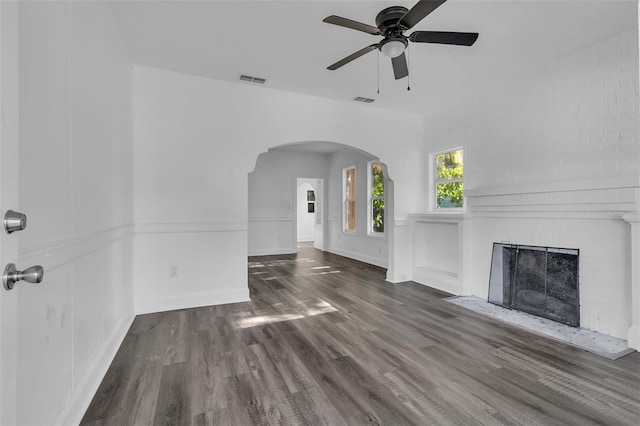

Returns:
375,6,409,34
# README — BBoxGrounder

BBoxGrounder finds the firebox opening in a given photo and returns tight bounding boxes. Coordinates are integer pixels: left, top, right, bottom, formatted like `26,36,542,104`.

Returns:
488,243,580,327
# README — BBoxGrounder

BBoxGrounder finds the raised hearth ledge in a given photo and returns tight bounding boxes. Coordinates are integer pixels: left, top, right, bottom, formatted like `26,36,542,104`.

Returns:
446,296,634,360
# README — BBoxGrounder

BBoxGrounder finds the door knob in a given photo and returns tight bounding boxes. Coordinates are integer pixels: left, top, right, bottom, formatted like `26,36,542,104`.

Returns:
3,210,27,234
2,264,44,290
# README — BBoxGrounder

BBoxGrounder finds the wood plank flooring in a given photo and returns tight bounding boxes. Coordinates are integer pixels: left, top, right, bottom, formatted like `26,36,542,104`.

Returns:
82,242,640,425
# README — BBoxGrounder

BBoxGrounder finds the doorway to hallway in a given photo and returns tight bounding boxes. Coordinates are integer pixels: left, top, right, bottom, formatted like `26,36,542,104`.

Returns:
296,178,324,251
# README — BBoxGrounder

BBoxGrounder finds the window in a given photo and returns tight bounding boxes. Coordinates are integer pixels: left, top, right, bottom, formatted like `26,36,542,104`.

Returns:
369,162,384,234
433,149,464,209
307,190,315,213
344,166,356,231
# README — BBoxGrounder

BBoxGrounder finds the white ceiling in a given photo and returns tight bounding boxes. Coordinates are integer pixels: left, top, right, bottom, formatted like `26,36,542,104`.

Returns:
112,0,638,120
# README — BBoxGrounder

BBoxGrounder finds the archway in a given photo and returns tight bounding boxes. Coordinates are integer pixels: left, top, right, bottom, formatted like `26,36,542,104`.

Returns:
248,141,394,270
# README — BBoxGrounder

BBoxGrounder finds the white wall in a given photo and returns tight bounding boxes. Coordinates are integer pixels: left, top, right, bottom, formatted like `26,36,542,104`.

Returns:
15,2,134,425
133,66,424,313
248,151,328,255
416,29,639,341
297,180,317,242
326,149,389,268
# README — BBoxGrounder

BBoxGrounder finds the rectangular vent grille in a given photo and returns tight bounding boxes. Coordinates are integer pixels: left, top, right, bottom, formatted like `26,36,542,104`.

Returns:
239,74,266,84
353,96,375,103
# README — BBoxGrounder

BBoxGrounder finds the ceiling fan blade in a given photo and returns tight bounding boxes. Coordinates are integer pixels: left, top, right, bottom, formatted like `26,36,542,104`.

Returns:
391,52,409,80
410,31,479,46
398,0,448,30
323,15,381,35
327,44,379,71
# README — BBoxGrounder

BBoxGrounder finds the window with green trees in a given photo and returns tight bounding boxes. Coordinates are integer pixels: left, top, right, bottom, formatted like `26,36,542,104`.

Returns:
434,149,464,209
370,162,385,233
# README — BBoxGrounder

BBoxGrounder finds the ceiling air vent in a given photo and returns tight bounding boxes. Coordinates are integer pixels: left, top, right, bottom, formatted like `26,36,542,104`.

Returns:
353,96,375,103
239,74,266,84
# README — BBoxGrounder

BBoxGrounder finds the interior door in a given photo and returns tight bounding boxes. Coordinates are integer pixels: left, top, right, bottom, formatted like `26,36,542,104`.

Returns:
0,2,21,424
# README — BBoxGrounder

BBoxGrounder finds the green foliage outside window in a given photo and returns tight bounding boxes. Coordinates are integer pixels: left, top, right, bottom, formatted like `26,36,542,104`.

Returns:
435,150,464,208
372,164,384,232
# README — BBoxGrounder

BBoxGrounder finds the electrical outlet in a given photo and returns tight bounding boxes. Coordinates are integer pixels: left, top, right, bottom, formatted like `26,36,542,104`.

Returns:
169,265,179,278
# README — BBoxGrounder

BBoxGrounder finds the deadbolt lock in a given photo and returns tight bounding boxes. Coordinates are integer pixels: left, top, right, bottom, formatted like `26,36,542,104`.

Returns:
3,210,27,234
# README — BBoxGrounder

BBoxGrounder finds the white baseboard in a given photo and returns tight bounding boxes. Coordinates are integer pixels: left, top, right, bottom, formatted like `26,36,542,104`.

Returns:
628,325,640,350
326,246,387,268
135,289,250,315
248,247,297,256
55,314,135,426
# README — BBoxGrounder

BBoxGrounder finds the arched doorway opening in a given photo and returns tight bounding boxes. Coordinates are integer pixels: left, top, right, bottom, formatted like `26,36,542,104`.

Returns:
248,141,394,270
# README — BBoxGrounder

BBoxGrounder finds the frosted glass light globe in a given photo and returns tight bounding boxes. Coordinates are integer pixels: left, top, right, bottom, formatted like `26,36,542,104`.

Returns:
380,40,406,58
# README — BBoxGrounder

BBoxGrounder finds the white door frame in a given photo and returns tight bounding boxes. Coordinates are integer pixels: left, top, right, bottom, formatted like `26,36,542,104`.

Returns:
292,176,325,252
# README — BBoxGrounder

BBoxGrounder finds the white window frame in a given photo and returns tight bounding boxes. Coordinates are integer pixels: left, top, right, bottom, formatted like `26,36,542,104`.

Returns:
430,147,465,212
368,160,385,236
343,165,357,233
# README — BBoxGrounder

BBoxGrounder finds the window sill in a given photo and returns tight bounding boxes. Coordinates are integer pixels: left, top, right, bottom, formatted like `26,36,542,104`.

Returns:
428,208,466,215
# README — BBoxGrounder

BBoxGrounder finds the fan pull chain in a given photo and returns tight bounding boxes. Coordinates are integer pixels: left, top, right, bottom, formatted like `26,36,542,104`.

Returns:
407,44,411,91
377,49,380,94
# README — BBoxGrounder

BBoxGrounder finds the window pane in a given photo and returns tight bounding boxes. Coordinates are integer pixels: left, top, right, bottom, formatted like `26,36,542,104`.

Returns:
346,200,356,231
436,150,464,181
346,168,356,199
372,199,384,233
436,182,464,208
372,163,384,196
371,162,384,233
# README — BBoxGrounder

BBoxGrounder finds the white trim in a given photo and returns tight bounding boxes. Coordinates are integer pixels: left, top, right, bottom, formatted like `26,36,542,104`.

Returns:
465,184,638,218
20,224,135,270
248,216,292,222
410,213,469,222
326,246,387,268
135,289,250,315
249,247,297,256
394,218,411,227
135,221,247,234
55,314,135,426
623,212,640,223
465,175,640,197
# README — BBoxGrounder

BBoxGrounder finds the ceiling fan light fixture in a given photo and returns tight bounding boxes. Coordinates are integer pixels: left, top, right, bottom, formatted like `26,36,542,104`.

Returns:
379,37,407,58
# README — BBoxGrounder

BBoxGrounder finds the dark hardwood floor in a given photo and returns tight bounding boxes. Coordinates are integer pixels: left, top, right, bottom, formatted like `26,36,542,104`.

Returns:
82,242,640,425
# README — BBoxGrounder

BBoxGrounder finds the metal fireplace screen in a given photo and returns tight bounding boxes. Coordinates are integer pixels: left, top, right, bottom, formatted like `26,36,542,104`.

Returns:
488,243,580,327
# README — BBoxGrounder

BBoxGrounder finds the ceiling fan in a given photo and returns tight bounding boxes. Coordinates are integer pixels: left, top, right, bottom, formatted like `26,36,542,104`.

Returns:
323,0,478,80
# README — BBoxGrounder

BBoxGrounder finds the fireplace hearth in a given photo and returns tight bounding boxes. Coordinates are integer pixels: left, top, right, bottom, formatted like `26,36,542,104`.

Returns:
488,243,579,327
